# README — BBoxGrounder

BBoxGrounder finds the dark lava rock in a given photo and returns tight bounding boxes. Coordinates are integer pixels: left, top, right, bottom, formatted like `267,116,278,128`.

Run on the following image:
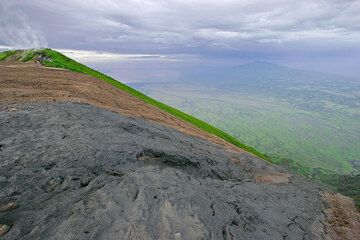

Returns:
0,102,327,239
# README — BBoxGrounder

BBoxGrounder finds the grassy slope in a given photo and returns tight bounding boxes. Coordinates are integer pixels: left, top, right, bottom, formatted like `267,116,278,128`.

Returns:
0,50,20,60
0,48,270,161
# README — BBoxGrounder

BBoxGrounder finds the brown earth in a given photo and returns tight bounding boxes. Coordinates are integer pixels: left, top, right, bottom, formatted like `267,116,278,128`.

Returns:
230,156,293,184
322,192,360,240
254,172,292,184
0,62,243,153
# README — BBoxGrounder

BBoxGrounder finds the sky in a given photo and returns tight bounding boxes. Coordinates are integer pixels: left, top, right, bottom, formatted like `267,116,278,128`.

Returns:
1,0,360,80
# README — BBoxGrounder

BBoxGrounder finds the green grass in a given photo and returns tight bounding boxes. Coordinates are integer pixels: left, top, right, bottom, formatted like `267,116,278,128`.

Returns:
0,48,270,161
0,50,20,60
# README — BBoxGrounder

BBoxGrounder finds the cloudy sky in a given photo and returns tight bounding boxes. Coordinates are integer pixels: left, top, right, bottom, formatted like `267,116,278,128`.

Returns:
1,0,360,78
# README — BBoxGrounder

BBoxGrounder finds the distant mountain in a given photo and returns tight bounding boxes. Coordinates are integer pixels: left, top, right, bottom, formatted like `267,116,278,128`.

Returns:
180,62,360,113
185,61,359,87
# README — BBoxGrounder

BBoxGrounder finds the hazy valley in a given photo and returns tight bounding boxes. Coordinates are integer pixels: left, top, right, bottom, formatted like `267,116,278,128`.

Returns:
131,62,360,176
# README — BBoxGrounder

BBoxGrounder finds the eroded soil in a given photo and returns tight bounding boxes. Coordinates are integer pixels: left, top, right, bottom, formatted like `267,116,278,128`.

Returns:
322,192,360,240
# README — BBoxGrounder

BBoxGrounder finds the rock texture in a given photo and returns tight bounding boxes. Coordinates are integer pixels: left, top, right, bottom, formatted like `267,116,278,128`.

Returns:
0,102,333,239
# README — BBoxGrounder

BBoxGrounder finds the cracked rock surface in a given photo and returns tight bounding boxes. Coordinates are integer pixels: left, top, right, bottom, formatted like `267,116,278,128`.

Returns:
0,102,327,239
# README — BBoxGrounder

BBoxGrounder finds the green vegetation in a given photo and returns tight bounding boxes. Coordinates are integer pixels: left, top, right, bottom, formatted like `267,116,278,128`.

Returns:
0,49,20,60
0,48,269,161
133,81,360,209
138,84,360,174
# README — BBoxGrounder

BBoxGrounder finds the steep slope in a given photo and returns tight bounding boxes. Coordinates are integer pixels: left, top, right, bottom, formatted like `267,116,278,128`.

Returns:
0,50,359,239
0,49,268,160
1,102,359,239
0,62,241,154
0,102,324,239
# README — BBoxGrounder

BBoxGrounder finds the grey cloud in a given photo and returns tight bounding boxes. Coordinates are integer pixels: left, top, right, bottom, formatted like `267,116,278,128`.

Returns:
56,48,195,63
10,1,359,48
1,0,360,57
0,1,47,48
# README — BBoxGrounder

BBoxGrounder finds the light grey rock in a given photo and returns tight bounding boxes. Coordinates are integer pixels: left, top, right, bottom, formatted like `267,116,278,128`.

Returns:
0,102,326,240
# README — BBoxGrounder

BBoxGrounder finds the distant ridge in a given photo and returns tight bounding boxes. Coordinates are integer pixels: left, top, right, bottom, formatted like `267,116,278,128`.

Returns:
233,61,280,68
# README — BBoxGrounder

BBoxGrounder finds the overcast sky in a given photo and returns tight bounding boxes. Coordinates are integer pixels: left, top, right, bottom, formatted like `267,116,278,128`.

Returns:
1,0,360,77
